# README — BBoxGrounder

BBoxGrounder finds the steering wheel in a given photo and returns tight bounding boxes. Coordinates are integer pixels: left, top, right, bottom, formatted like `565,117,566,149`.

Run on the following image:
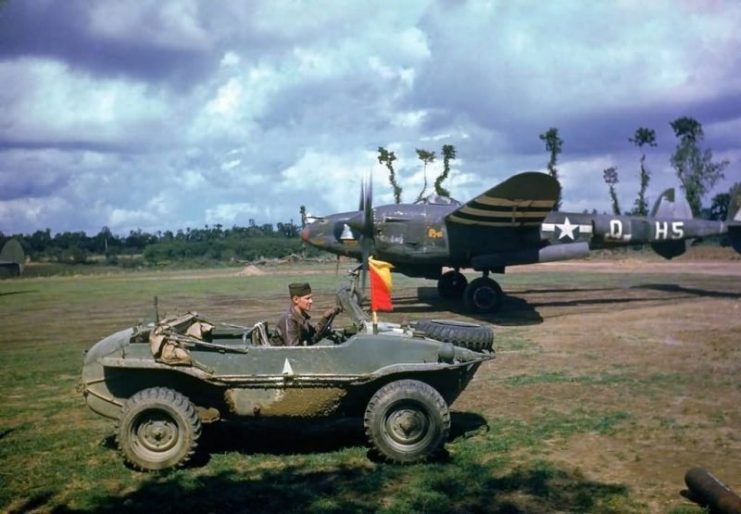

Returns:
312,309,338,344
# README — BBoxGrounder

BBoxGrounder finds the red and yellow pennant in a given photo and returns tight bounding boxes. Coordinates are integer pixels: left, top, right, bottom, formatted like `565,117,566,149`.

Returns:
368,256,394,312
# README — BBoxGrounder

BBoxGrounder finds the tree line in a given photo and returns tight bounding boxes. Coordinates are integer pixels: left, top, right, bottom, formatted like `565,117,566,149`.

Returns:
0,222,308,267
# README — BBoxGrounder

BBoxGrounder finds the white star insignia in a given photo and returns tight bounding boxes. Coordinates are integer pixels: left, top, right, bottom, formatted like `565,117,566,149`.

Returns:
282,358,294,376
556,217,578,240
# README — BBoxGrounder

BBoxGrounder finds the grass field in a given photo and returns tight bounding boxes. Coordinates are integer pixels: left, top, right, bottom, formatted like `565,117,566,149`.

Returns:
0,259,739,513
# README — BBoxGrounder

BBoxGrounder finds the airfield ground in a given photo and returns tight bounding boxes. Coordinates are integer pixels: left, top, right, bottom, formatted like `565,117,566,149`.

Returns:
0,252,739,513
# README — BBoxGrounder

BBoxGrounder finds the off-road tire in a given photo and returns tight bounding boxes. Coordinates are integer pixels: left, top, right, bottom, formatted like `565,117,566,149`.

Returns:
414,319,494,352
464,277,503,313
117,387,201,471
364,379,450,463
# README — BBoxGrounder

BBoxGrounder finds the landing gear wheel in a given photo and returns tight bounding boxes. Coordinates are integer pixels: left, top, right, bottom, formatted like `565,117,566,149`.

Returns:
364,379,450,463
437,270,468,299
464,277,503,314
117,387,201,471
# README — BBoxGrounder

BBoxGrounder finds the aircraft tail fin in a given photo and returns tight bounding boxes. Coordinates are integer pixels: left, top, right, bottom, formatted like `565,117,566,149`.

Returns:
650,188,693,220
445,171,559,228
650,189,692,260
0,238,25,277
727,185,741,254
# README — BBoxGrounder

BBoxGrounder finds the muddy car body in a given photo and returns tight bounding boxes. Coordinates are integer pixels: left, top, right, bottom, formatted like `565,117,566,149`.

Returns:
81,282,494,470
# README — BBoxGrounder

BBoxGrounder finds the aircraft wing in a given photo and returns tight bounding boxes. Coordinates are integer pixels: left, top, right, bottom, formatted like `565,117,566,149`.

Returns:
445,171,560,227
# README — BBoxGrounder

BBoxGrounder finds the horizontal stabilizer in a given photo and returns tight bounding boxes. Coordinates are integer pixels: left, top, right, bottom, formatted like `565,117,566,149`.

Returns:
651,188,692,219
446,171,560,227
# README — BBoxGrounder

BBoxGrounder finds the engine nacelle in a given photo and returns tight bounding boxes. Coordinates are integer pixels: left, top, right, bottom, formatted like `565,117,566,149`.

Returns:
471,242,590,270
651,240,688,260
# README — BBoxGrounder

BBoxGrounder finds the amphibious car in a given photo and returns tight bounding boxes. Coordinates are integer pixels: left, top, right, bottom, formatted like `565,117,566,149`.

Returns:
81,281,494,470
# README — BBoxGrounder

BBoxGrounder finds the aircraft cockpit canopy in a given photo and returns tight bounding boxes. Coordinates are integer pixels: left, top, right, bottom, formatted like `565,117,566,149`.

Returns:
414,194,461,206
304,215,324,224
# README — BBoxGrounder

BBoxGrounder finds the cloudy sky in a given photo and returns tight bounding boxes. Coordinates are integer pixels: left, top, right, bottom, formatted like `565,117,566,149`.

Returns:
1,0,740,236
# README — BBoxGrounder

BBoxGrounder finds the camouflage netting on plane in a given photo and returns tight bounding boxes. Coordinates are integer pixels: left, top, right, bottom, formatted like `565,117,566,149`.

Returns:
149,313,214,366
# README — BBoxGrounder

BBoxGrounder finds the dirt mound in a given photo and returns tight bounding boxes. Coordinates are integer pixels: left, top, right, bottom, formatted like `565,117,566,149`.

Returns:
237,265,267,277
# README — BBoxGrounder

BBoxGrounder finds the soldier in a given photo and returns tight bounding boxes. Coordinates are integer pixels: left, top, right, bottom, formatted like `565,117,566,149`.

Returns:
273,282,341,346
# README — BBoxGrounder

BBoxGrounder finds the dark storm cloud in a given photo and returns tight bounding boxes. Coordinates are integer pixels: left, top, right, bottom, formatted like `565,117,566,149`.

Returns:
554,90,741,158
0,162,69,200
0,0,215,87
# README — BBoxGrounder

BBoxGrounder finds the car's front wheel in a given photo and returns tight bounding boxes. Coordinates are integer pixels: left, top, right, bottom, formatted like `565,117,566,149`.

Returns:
364,379,450,463
117,387,201,471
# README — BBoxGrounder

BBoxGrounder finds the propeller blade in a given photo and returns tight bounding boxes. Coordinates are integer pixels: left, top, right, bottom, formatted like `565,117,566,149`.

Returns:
364,173,373,235
335,255,340,276
359,180,365,212
359,170,374,291
361,235,370,291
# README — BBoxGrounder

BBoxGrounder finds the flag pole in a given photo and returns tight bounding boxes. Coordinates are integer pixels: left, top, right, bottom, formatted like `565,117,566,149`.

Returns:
372,310,378,334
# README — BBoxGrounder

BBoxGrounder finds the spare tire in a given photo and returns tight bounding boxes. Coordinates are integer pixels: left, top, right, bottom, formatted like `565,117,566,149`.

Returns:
414,319,494,352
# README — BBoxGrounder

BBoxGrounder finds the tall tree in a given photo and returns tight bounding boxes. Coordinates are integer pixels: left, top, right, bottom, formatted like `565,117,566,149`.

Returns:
629,127,657,216
603,166,621,215
377,147,402,203
415,149,436,202
706,182,740,220
707,192,730,221
434,144,456,197
539,128,563,209
669,117,729,216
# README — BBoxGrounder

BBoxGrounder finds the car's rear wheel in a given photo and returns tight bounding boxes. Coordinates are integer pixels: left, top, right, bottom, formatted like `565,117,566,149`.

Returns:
364,379,450,463
117,387,201,471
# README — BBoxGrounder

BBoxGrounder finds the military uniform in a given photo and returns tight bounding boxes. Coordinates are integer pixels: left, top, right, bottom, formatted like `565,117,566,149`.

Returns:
273,306,320,346
272,282,338,346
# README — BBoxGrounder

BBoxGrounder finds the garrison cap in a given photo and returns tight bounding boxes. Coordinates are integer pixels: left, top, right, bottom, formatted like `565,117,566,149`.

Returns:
289,282,312,297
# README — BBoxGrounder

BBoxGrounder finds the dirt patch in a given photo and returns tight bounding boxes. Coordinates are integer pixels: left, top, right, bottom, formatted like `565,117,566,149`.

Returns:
383,259,741,511
452,266,741,512
237,265,267,277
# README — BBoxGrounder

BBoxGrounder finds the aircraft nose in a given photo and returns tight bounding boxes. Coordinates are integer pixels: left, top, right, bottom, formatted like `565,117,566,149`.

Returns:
300,226,310,242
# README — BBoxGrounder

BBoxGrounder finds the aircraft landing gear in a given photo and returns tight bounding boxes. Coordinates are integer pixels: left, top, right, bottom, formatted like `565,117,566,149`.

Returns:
464,275,503,314
437,269,468,299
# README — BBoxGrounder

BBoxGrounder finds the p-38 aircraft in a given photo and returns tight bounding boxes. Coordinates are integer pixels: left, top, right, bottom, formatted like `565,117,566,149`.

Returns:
301,171,741,313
